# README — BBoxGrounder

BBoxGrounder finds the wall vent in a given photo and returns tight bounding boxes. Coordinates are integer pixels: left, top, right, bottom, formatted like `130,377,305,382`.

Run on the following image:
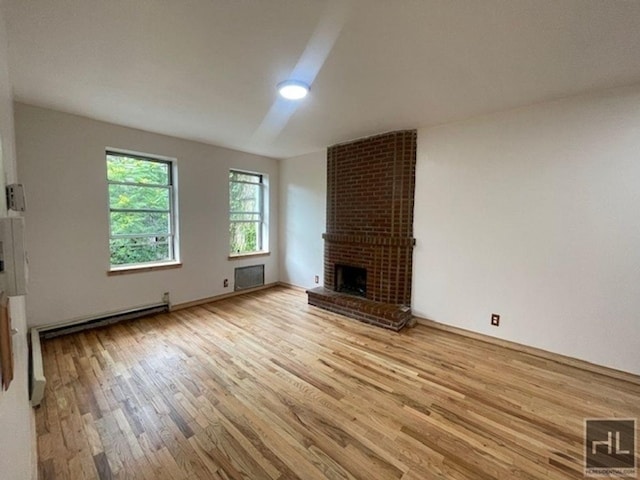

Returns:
235,264,264,291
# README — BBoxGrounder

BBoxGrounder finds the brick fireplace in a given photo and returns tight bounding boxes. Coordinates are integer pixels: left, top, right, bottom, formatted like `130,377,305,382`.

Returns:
307,130,417,330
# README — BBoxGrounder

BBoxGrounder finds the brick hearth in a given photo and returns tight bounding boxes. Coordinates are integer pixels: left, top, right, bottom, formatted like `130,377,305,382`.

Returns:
307,130,417,330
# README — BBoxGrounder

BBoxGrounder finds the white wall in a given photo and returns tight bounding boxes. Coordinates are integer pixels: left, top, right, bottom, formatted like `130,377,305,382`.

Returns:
15,103,279,328
279,150,326,289
0,2,34,479
413,84,640,375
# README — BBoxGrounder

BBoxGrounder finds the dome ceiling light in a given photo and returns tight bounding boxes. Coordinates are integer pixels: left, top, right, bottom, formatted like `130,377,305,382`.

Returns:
277,80,310,100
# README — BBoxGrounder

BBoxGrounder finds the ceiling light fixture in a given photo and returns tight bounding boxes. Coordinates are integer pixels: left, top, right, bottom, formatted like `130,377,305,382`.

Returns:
277,80,310,100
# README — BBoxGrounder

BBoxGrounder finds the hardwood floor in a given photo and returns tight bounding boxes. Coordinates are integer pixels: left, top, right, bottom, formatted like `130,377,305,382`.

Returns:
36,286,640,479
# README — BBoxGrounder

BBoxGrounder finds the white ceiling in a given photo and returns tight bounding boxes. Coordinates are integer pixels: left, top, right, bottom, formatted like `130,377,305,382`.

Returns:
6,0,640,158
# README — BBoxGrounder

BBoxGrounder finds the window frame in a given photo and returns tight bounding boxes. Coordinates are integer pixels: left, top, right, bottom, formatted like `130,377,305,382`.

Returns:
106,149,179,271
229,169,267,256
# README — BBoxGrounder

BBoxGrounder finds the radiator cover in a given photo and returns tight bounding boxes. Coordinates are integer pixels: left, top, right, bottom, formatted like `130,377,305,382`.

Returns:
235,264,265,291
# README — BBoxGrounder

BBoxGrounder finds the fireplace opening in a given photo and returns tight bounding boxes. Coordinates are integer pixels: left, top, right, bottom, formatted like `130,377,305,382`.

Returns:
335,264,367,297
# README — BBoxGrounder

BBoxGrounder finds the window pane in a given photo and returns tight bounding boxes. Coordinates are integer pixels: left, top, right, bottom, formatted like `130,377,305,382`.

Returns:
109,184,170,211
110,211,169,236
230,221,260,253
229,169,265,254
107,154,169,185
110,236,170,265
229,171,261,183
107,151,176,267
230,182,260,213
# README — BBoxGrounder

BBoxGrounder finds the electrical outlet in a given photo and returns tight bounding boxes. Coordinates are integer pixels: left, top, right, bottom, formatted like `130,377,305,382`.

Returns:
491,313,500,326
314,275,319,284
162,292,170,304
223,278,229,288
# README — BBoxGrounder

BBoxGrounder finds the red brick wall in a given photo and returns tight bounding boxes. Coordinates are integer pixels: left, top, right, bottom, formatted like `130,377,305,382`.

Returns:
323,130,416,305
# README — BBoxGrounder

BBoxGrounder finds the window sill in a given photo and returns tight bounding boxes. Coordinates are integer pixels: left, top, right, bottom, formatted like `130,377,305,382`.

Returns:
108,262,182,276
228,251,270,260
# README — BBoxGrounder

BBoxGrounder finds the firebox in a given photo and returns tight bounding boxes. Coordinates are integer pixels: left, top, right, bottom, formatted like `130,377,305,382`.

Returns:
335,264,367,297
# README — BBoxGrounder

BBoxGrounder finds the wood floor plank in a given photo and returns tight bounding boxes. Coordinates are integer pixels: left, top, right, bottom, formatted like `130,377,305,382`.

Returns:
37,286,640,479
92,452,113,480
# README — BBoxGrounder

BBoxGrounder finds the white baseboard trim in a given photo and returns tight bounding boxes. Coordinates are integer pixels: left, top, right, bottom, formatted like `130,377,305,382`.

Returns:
416,317,640,386
171,282,279,310
276,281,307,292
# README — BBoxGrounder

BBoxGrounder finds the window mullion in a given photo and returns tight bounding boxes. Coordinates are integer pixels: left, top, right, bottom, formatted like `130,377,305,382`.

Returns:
230,180,262,186
108,180,170,189
110,208,171,214
110,233,171,239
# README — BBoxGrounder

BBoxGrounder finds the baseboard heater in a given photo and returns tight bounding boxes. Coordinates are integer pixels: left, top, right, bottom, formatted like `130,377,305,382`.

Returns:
30,328,45,408
29,301,169,407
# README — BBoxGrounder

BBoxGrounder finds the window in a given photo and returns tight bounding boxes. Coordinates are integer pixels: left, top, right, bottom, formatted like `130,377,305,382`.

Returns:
229,170,265,254
107,151,177,268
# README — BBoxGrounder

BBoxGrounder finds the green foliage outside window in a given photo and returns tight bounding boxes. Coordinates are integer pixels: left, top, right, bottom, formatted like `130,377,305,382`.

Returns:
107,153,174,266
229,170,263,254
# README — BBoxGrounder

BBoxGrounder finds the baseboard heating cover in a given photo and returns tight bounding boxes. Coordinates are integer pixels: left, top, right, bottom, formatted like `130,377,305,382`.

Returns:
235,264,265,291
29,301,169,406
30,328,45,407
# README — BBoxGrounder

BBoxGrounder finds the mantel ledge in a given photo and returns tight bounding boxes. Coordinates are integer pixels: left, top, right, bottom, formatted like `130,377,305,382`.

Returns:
322,233,416,247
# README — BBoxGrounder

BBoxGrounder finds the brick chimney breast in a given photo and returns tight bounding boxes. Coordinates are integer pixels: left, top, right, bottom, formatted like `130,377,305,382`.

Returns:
307,130,417,331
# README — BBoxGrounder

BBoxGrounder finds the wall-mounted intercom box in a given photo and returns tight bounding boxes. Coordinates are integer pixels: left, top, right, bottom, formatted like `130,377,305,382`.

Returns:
0,217,27,296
